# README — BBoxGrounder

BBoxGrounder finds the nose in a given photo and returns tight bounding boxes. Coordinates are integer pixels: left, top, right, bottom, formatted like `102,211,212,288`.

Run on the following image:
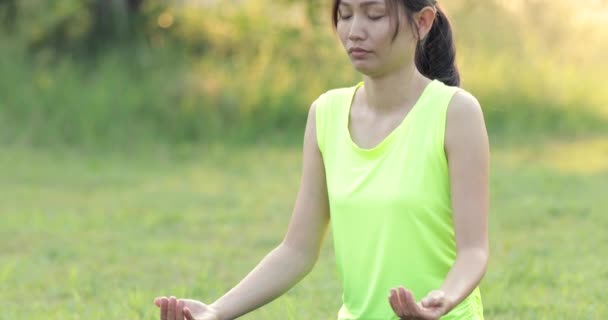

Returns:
348,16,366,42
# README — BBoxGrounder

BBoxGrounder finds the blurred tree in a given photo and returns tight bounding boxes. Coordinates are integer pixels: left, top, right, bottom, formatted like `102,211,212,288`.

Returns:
92,0,145,37
88,0,143,48
0,0,16,32
24,0,165,60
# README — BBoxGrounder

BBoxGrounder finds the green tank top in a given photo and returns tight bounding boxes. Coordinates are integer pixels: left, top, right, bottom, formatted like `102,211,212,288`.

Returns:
315,79,484,320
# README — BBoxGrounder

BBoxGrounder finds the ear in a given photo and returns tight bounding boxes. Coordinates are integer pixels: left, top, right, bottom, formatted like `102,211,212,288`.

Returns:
414,6,436,40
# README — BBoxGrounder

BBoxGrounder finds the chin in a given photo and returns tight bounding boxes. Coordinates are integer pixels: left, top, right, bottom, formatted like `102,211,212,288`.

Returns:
351,60,379,76
354,66,382,78
353,57,400,78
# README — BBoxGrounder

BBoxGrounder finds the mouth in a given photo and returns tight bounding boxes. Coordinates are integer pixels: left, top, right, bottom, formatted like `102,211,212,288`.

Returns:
348,47,371,54
348,47,371,58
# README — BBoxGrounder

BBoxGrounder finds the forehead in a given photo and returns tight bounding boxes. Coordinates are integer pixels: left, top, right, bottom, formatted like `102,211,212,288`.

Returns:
339,0,387,7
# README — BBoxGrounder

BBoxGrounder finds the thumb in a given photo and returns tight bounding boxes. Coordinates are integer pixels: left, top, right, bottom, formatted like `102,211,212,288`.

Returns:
154,297,166,308
184,307,195,320
421,290,445,308
184,306,215,320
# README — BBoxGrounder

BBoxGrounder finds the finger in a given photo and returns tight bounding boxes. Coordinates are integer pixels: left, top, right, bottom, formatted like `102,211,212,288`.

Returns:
183,307,194,320
421,294,430,307
388,289,402,317
421,295,435,308
404,289,438,319
168,296,177,320
396,287,410,318
160,298,169,320
155,296,167,307
176,300,185,320
426,297,442,308
422,291,444,308
422,298,437,308
400,288,420,316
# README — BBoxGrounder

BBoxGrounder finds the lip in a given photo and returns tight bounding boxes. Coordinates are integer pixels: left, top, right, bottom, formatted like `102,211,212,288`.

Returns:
348,47,371,58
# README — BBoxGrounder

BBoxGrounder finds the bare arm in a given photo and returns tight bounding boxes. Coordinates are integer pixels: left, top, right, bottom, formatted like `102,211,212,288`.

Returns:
210,100,331,320
387,91,490,319
439,90,490,312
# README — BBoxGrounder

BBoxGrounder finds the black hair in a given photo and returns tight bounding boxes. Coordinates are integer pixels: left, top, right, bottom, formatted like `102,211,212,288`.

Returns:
332,0,460,86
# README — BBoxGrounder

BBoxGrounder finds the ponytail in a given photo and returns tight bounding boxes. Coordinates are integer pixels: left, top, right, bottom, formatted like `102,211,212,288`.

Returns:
331,0,460,86
415,6,460,87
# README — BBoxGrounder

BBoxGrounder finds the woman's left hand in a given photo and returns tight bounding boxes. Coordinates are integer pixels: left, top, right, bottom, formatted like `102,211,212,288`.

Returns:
388,287,449,320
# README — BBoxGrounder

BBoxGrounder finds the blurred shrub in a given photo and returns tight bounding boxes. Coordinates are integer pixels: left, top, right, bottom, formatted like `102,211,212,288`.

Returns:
0,1,355,147
4,0,165,61
0,0,606,148
446,0,608,140
0,0,17,31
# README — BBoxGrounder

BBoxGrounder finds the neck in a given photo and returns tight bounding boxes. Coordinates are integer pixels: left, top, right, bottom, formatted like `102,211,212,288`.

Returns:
361,63,431,114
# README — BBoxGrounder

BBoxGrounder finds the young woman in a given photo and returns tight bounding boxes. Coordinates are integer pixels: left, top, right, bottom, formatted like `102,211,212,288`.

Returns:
154,0,489,319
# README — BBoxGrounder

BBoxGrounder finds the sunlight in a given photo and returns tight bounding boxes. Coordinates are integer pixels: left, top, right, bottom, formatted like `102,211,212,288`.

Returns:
497,0,608,26
497,137,608,174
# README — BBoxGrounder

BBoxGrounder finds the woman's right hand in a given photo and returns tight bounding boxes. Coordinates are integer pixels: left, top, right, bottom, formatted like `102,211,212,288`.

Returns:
154,296,222,320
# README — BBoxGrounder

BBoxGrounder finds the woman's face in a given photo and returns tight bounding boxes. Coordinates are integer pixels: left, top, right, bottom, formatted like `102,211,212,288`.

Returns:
336,0,417,77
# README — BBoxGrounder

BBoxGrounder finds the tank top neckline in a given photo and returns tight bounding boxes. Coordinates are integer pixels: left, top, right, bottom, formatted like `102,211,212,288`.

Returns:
344,79,439,155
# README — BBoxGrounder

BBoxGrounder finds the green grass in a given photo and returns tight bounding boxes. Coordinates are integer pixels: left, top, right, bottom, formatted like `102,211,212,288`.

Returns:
1,139,607,319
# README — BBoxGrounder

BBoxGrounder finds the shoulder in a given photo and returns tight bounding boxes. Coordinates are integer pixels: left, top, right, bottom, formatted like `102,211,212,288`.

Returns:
315,84,360,109
310,84,359,120
307,86,350,132
309,84,357,151
445,87,483,117
445,89,488,151
324,85,358,97
446,89,485,130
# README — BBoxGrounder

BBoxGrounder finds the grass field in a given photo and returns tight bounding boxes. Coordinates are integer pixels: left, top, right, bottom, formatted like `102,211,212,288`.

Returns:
1,137,607,319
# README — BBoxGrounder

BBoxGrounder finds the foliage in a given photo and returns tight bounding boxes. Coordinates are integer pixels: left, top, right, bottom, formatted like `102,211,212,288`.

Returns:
2,0,165,59
0,0,606,147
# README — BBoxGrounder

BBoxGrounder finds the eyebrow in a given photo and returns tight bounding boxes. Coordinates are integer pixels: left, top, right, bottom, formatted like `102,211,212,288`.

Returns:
339,0,385,8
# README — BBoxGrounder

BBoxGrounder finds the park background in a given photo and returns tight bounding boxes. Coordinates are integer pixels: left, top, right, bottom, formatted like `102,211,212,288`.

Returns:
1,0,607,318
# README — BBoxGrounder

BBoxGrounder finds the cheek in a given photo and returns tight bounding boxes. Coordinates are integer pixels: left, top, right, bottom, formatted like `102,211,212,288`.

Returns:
388,31,417,55
369,22,396,49
336,24,349,46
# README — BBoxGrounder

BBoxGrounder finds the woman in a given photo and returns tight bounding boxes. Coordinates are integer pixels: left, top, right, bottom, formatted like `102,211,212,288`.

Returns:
154,0,489,319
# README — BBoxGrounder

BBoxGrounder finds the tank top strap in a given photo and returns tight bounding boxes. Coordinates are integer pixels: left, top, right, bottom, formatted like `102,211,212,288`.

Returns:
315,83,361,156
410,80,462,156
